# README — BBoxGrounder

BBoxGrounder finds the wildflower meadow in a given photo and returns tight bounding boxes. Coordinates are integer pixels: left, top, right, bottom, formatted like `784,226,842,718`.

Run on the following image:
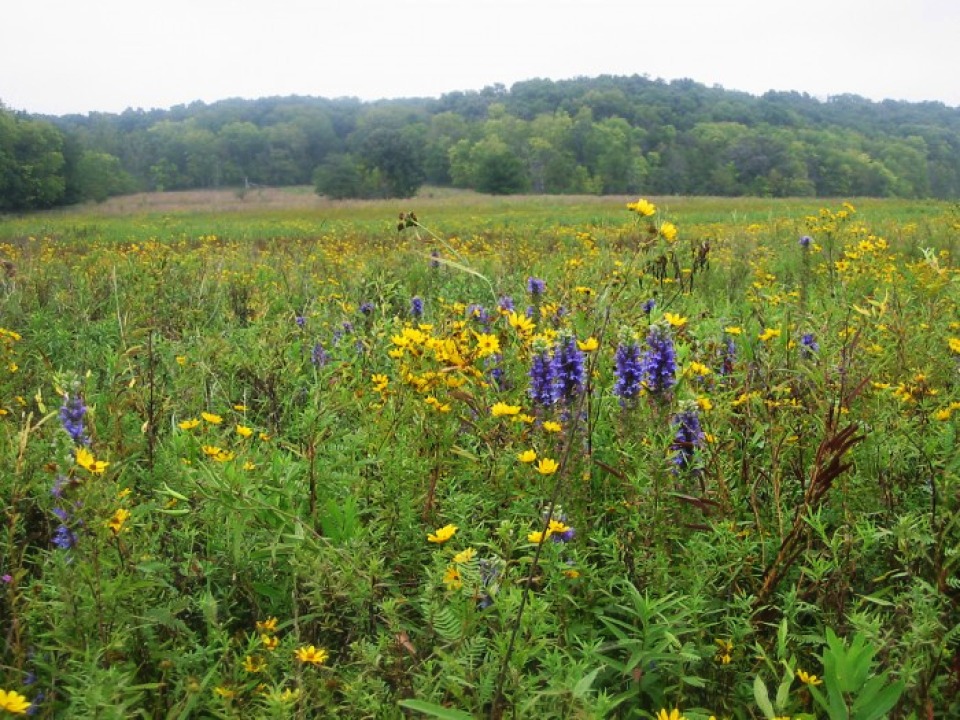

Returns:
0,193,958,718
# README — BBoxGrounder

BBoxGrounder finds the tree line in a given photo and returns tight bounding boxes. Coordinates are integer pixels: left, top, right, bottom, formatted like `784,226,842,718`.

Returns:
3,74,960,211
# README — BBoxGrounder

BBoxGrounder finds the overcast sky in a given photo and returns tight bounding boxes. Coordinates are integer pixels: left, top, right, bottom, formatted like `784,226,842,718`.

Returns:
3,0,959,116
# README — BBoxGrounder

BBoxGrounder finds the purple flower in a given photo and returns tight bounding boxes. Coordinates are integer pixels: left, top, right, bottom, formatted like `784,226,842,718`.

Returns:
529,346,556,407
640,325,677,397
311,342,329,367
52,523,77,550
642,298,657,315
551,334,586,406
359,302,375,316
410,296,424,318
718,334,737,376
613,335,644,404
1,574,12,584
430,249,440,269
526,277,546,297
800,333,819,359
498,295,515,314
295,314,306,328
466,304,490,324
670,407,705,471
799,235,812,249
58,394,89,446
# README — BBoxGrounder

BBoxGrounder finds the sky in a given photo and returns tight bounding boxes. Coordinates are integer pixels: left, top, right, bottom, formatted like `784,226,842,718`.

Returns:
3,0,959,116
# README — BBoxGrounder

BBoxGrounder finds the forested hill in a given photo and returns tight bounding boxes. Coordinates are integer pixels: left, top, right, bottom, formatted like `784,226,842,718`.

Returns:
3,74,960,211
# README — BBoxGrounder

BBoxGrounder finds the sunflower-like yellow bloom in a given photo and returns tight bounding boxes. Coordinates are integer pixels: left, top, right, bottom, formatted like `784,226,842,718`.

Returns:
295,645,329,665
427,524,458,544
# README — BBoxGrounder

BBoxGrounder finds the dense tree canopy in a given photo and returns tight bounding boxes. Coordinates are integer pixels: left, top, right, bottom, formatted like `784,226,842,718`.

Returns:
3,75,960,210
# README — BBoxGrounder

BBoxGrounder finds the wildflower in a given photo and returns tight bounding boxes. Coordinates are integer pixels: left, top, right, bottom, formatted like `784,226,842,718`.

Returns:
659,222,678,241
201,412,222,424
577,337,599,352
294,314,306,328
796,668,823,686
429,249,440,268
613,333,643,404
529,345,556,407
359,301,375,316
295,645,329,666
517,449,537,463
311,342,328,367
0,689,31,714
75,447,109,474
427,524,458,544
58,393,89,446
715,638,734,664
656,710,686,720
371,374,389,392
508,311,535,335
474,332,500,358
107,508,131,535
442,564,463,590
176,355,187,366
178,418,200,430
642,298,657,315
535,457,560,475
526,277,546,297
663,312,687,328
52,509,77,550
410,296,423,318
551,334,586,405
949,337,960,354
261,634,279,651
453,547,476,564
498,295,515,314
718,333,737,375
236,425,253,438
548,518,575,542
640,325,677,397
627,198,656,216
243,655,266,673
799,234,813,249
491,401,521,417
541,420,562,433
800,333,819,359
670,406,705,472
213,686,236,699
256,617,278,634
758,327,781,342
528,530,548,544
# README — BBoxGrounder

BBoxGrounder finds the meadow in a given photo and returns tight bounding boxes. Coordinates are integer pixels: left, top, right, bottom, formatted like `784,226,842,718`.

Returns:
0,190,958,719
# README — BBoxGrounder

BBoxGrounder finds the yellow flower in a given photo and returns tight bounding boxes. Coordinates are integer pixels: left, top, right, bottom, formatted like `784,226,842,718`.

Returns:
236,424,253,438
0,689,31,714
724,326,742,335
233,404,247,411
948,337,960,354
256,617,278,634
547,519,570,534
371,373,389,392
75,447,109,474
107,508,131,535
686,361,712,377
697,397,713,412
664,312,687,328
508,311,535,335
758,327,781,342
577,337,599,352
213,686,235,699
474,332,501,358
442,564,463,590
452,547,476,564
541,421,562,433
517,449,537,463
659,222,678,241
243,655,266,673
427,524,458,544
175,355,187,366
535,457,560,475
295,645,329,665
261,634,279,651
178,418,200,430
243,461,257,470
491,402,522,417
201,412,222,424
627,198,657,216
796,668,823,686
528,530,548,544
656,710,686,720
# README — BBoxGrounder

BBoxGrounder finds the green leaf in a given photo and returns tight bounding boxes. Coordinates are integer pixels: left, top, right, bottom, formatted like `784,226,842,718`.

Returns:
397,699,474,719
572,667,602,698
754,675,775,719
